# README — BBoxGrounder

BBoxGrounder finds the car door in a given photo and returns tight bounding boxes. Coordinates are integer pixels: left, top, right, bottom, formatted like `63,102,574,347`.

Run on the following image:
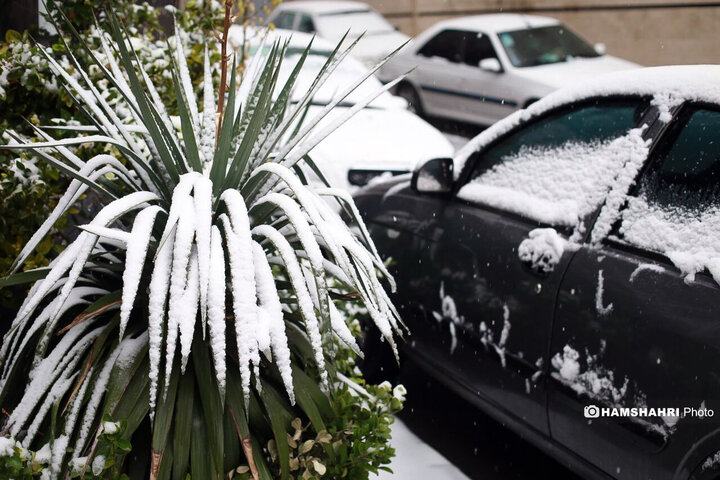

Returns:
411,29,468,119
549,104,720,479
372,97,649,437
456,31,518,125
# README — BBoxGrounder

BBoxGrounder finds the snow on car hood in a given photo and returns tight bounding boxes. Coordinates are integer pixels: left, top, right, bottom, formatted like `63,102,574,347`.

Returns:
511,55,639,90
306,106,454,189
282,53,406,109
342,30,410,67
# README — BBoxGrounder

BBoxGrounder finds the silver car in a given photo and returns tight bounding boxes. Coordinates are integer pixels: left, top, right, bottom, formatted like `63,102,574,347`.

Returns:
267,1,410,68
378,14,639,126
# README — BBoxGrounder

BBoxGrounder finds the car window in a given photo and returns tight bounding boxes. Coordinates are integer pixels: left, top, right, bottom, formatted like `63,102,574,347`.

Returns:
418,30,466,63
615,106,720,273
456,99,645,227
465,32,498,66
297,14,315,33
273,11,296,30
498,24,600,68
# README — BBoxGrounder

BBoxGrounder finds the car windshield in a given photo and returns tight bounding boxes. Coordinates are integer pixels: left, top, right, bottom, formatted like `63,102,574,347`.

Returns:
498,25,600,68
315,9,395,39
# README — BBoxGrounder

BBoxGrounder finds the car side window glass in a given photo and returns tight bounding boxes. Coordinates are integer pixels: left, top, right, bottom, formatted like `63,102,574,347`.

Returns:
418,30,465,63
297,14,315,33
465,32,498,66
615,106,720,276
274,11,296,30
457,99,644,227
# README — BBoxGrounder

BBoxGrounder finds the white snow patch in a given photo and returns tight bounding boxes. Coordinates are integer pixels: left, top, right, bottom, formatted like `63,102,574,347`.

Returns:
373,419,471,480
629,263,666,283
703,450,720,471
102,421,119,435
619,197,720,285
551,342,677,439
551,345,581,382
590,129,650,243
457,138,638,228
595,270,614,316
651,91,684,123
92,454,106,475
518,228,579,274
495,305,511,368
431,282,465,354
0,437,16,456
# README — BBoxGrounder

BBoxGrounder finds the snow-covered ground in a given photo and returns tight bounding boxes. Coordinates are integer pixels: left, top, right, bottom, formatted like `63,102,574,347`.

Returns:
375,419,471,480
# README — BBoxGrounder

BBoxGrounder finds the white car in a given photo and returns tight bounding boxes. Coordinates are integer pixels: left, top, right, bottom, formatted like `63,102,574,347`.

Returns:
266,1,409,68
229,26,454,190
378,14,639,126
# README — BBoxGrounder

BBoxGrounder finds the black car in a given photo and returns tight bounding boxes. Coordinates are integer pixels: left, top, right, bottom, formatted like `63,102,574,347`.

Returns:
354,66,720,480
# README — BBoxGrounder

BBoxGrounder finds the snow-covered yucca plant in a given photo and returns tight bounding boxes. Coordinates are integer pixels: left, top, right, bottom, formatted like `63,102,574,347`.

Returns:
0,5,403,479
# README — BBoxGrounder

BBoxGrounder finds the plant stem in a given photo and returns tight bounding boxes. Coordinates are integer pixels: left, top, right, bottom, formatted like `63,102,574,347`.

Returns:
216,0,234,143
229,406,259,480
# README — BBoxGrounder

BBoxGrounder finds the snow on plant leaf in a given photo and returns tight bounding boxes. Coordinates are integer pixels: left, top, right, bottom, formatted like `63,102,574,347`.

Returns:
208,225,227,397
147,224,175,418
200,46,216,167
193,175,213,334
0,13,401,472
120,205,163,339
252,224,328,390
166,192,197,382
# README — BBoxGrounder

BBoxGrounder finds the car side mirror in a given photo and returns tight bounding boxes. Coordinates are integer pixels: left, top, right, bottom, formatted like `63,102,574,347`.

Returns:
411,157,454,194
594,43,607,55
479,57,502,73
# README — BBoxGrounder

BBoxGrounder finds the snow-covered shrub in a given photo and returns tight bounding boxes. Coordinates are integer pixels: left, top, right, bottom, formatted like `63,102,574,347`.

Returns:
0,31,76,312
264,310,404,480
0,2,224,319
0,4,403,479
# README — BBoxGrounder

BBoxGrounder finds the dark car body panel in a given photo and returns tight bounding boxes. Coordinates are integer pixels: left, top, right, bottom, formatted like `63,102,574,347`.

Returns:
549,241,720,479
354,99,720,479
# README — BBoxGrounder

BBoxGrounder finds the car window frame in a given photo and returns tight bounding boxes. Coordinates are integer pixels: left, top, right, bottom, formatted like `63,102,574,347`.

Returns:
453,95,652,232
462,30,500,67
602,101,720,277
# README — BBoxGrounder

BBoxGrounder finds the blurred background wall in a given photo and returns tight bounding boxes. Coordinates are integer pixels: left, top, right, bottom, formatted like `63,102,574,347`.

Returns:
3,0,718,66
359,0,720,66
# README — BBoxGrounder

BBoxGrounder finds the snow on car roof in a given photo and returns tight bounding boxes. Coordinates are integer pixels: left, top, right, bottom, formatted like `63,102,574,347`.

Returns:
455,65,720,177
274,1,372,15
229,25,336,53
430,14,560,34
